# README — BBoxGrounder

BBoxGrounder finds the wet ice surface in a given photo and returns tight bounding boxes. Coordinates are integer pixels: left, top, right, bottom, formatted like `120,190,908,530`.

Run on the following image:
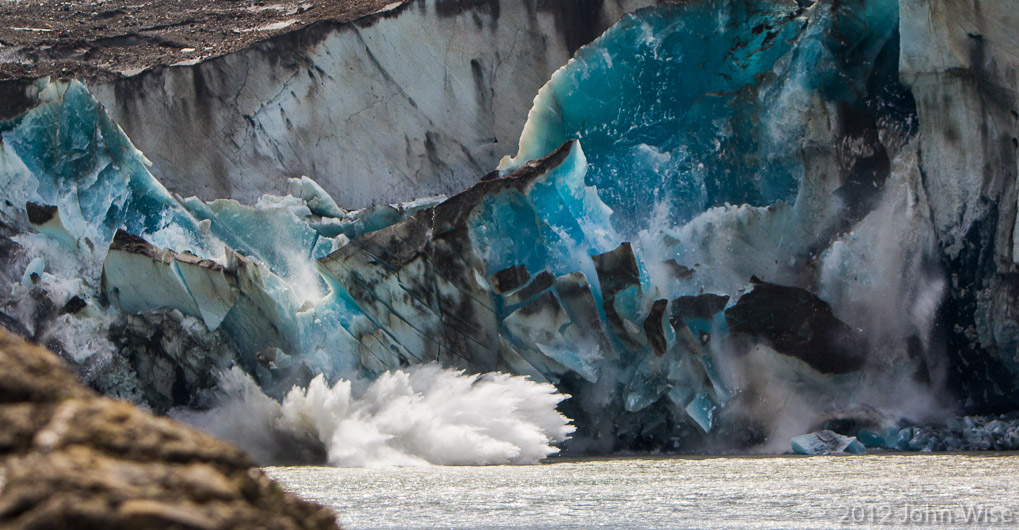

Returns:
266,455,1019,530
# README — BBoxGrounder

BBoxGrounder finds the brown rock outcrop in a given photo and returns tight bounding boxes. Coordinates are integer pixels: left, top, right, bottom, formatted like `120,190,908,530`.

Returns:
0,329,339,530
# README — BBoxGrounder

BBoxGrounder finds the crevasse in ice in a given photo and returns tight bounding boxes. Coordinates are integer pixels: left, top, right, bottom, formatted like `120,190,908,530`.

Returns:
0,0,963,456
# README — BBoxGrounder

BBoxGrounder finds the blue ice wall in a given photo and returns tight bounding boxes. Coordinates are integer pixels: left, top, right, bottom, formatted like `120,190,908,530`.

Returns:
0,82,212,255
501,0,901,232
0,81,372,381
469,142,616,281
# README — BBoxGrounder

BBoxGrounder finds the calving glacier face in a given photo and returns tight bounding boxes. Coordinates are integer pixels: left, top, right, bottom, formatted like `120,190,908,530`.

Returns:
485,0,943,449
0,0,998,459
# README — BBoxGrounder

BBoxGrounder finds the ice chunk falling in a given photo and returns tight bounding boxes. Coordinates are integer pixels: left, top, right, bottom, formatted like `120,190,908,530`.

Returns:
0,0,971,456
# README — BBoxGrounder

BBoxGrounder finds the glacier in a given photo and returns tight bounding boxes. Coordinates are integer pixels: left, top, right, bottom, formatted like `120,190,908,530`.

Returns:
2,0,1019,460
85,0,660,207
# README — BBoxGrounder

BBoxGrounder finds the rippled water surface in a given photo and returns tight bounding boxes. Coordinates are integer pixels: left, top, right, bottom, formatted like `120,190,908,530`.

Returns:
266,455,1019,529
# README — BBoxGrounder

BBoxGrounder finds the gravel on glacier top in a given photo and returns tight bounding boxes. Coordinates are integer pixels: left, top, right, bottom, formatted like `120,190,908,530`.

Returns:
0,0,415,81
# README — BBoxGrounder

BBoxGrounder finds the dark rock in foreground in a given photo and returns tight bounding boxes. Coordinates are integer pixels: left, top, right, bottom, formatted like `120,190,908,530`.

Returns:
0,329,338,530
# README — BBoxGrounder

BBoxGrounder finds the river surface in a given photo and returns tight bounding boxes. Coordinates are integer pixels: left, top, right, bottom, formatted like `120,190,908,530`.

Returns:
266,454,1019,529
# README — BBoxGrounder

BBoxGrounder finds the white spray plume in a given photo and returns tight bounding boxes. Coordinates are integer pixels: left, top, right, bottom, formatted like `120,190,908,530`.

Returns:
178,365,574,467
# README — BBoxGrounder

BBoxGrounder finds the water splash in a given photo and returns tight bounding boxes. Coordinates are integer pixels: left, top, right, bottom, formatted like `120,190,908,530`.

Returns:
177,365,574,467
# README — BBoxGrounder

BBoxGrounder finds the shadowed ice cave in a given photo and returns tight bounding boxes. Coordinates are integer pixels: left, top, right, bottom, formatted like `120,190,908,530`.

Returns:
2,0,1018,462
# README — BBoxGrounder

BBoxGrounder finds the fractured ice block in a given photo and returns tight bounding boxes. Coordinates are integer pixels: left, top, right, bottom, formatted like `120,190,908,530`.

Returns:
643,299,670,357
503,291,601,383
725,278,866,374
19,257,45,290
287,176,346,219
500,271,555,311
101,229,301,362
25,202,76,249
592,242,643,350
102,231,206,324
317,215,444,366
553,272,614,361
791,430,867,455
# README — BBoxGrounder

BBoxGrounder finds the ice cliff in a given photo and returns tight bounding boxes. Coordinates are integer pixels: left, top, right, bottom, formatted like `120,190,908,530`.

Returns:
2,0,1019,458
85,0,657,207
898,0,1019,411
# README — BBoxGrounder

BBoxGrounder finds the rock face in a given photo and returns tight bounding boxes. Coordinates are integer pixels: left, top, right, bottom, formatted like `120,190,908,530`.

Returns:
0,329,338,529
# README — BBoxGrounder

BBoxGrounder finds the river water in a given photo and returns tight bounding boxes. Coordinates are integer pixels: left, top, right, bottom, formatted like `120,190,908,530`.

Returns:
265,454,1018,529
